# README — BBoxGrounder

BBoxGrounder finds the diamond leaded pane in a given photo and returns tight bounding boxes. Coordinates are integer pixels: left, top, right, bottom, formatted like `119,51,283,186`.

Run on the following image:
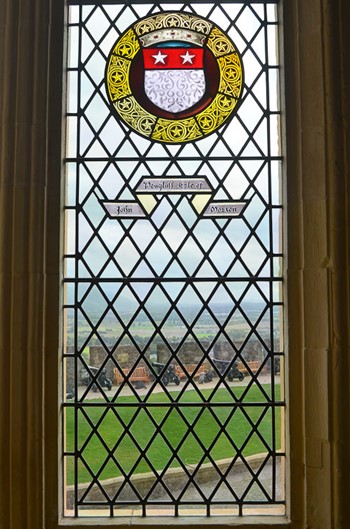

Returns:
63,0,285,519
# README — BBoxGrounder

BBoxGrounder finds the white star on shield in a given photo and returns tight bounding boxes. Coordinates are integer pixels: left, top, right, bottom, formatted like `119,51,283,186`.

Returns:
180,51,196,64
152,51,167,65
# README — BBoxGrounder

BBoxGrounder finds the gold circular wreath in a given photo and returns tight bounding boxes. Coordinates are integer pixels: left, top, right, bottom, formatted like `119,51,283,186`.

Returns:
105,12,243,143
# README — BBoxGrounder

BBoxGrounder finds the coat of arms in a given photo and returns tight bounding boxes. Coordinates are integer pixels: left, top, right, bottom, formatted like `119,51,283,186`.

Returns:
142,34,205,113
106,12,243,143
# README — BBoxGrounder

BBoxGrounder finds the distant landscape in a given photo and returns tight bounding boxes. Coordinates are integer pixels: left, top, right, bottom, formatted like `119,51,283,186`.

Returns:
65,296,281,350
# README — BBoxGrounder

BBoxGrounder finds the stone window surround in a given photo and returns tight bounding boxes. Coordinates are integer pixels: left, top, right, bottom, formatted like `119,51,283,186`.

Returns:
0,1,349,529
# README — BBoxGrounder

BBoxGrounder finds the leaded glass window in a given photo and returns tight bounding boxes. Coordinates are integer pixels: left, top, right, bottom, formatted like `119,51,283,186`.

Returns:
63,0,285,519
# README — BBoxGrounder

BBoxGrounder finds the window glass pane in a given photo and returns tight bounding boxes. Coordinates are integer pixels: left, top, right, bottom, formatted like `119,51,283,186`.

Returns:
63,0,285,519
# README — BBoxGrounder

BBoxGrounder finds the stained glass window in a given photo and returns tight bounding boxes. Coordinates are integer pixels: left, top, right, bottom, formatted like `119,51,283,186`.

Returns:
63,0,285,519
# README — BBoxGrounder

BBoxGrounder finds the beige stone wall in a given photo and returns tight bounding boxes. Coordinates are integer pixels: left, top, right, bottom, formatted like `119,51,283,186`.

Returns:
0,1,63,528
0,1,350,529
283,2,350,528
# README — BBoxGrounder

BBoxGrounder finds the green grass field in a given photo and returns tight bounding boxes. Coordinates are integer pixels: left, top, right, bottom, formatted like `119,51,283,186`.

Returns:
65,384,281,485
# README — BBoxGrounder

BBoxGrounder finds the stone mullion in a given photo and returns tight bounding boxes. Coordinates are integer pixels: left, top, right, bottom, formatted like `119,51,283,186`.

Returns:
323,1,350,528
298,1,331,528
0,1,52,528
286,1,350,528
283,0,306,525
0,1,22,527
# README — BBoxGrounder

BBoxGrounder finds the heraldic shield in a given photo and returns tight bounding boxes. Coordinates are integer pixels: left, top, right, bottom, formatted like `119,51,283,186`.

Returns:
142,43,205,113
106,12,244,143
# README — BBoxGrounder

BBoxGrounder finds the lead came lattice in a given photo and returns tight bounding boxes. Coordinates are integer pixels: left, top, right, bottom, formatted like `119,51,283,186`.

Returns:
63,0,285,518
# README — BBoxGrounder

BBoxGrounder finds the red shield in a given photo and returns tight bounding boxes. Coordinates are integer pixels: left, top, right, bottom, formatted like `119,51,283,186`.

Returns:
143,47,205,113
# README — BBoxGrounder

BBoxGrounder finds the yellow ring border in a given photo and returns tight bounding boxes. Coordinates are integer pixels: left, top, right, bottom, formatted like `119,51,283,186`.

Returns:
105,13,243,143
